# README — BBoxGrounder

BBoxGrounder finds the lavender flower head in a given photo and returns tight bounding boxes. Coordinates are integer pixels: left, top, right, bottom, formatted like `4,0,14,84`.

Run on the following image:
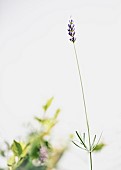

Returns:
68,19,76,43
39,146,48,164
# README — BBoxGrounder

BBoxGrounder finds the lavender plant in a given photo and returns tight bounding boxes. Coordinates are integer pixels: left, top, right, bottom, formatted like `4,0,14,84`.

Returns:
68,19,103,170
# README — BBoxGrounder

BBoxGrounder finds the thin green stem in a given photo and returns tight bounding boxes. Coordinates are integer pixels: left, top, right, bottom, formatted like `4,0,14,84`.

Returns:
73,43,92,170
89,152,92,170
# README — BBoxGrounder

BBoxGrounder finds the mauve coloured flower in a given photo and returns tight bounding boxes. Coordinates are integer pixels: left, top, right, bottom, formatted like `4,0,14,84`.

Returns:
68,19,76,43
39,146,48,164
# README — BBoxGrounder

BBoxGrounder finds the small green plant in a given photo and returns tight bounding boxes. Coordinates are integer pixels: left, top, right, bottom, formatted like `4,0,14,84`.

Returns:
0,98,68,170
67,19,105,170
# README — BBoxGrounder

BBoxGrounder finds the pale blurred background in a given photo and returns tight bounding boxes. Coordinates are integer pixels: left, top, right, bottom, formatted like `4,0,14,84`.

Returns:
0,0,121,169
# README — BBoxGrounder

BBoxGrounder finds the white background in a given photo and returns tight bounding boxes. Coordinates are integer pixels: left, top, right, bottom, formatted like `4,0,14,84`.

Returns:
0,0,121,169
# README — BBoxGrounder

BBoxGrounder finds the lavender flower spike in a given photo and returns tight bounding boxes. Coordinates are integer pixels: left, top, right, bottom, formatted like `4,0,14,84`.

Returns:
68,19,76,43
39,146,48,164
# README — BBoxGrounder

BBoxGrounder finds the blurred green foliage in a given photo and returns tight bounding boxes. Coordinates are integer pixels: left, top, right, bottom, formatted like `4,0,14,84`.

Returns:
93,143,105,152
0,98,67,170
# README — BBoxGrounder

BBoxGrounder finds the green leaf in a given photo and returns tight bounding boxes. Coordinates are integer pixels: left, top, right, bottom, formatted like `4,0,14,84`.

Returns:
11,140,23,157
0,150,5,157
35,117,52,126
20,143,30,158
92,132,102,152
7,155,15,167
43,97,54,112
54,109,61,119
29,137,41,159
34,117,43,123
91,135,96,148
93,143,105,152
76,131,87,149
72,141,87,151
44,140,51,149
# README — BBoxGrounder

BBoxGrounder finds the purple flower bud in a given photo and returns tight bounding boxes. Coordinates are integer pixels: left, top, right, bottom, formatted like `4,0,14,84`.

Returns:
72,32,75,36
68,24,71,28
70,19,73,23
69,32,72,36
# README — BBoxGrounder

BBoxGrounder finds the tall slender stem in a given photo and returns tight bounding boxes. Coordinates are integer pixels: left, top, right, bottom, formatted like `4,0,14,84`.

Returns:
73,43,92,170
89,152,92,170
